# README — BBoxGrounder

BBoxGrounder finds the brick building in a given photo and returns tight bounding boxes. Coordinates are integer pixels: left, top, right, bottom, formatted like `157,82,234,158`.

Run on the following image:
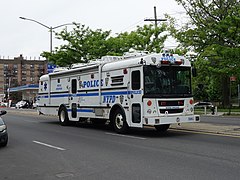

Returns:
0,55,48,103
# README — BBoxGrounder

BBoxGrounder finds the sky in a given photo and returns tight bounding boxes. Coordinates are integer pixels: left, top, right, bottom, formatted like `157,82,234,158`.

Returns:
0,0,186,59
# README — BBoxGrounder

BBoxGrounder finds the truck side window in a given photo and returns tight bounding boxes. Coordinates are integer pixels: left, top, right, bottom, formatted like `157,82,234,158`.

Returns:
71,79,77,94
132,71,140,90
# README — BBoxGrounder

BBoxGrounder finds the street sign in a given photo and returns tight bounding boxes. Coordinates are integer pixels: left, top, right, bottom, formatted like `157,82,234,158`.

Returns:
230,76,237,82
47,64,57,74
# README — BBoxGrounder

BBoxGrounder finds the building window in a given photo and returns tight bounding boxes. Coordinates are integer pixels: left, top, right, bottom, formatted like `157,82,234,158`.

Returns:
4,64,8,70
30,64,35,72
22,70,26,75
39,65,43,69
30,77,35,82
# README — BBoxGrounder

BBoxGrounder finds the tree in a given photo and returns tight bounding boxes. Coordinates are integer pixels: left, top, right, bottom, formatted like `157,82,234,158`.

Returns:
42,23,111,66
124,24,167,53
41,23,168,66
170,0,240,107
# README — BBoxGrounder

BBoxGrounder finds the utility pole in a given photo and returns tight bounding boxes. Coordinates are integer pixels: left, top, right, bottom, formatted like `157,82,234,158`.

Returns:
144,6,167,49
144,6,167,29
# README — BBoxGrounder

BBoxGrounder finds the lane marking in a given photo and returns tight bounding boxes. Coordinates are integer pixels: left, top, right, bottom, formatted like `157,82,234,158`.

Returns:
170,129,240,138
33,140,66,151
105,132,146,140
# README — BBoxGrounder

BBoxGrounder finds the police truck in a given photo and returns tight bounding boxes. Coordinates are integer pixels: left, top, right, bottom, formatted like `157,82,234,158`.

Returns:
37,51,200,133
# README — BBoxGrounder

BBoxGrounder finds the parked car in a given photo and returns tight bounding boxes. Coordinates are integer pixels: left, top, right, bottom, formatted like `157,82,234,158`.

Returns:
15,100,31,109
0,110,8,147
194,101,215,115
194,101,214,108
0,102,8,107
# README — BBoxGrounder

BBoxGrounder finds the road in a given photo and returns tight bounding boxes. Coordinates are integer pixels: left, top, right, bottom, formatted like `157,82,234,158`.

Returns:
1,113,240,180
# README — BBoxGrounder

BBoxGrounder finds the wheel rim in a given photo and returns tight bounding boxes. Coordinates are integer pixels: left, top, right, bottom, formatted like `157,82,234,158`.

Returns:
115,113,124,129
60,110,65,123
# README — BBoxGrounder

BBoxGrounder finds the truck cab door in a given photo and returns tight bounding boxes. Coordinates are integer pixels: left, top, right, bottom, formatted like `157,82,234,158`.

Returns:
129,68,143,128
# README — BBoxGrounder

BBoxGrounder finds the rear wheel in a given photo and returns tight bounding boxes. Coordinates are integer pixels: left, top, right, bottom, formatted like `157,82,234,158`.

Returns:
112,108,129,134
155,124,170,132
59,107,69,126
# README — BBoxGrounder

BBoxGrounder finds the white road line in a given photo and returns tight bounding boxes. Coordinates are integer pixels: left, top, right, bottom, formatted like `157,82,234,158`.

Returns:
105,132,146,140
33,140,66,151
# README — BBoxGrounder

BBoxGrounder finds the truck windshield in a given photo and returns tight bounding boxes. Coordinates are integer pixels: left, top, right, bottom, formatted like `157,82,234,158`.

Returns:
144,66,192,97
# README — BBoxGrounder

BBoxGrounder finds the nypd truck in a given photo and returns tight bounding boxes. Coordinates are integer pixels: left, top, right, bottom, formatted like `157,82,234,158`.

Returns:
37,51,200,133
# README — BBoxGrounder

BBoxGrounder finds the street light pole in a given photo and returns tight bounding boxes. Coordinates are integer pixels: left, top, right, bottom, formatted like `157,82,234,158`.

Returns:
19,17,75,53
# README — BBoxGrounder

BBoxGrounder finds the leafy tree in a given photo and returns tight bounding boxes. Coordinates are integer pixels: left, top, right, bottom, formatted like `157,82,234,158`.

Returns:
42,23,111,66
125,24,167,53
41,23,168,66
170,0,240,107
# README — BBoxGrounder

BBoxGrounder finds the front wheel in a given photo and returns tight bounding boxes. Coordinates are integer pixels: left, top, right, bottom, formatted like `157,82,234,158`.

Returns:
155,124,170,132
59,107,69,126
112,109,129,134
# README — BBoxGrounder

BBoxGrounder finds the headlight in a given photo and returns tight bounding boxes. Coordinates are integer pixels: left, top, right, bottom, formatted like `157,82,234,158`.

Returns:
0,125,7,132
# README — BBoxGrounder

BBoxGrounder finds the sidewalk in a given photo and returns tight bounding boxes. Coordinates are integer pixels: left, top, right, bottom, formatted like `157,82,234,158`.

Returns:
170,123,240,137
4,108,240,137
4,108,39,116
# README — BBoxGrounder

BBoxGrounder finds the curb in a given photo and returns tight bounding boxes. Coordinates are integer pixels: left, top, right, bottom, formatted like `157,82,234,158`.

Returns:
170,123,240,137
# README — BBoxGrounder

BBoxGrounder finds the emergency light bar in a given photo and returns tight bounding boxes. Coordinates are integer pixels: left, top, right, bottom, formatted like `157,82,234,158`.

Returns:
160,54,183,65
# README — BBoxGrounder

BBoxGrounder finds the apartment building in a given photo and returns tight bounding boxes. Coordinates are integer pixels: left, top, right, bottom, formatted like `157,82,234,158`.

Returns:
0,55,48,103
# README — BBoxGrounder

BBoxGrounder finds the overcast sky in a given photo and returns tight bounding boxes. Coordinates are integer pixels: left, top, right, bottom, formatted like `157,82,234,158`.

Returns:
0,0,186,59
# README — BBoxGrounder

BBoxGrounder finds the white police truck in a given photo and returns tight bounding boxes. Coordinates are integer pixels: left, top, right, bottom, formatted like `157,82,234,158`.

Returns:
37,51,200,133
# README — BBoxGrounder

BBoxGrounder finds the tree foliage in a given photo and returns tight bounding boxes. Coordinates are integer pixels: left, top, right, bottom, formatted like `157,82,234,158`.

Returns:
42,24,111,66
170,0,240,107
41,23,167,66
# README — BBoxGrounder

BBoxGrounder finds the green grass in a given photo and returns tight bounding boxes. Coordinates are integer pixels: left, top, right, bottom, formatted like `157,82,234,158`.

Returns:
194,107,240,116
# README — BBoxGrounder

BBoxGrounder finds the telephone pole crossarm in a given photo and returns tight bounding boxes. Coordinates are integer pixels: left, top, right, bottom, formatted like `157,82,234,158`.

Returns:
144,6,167,27
144,19,167,22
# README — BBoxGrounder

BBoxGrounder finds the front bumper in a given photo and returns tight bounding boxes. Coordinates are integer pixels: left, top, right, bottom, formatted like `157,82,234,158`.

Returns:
143,114,200,126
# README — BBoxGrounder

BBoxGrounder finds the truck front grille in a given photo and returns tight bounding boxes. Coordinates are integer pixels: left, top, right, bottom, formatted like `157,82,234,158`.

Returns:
160,109,183,114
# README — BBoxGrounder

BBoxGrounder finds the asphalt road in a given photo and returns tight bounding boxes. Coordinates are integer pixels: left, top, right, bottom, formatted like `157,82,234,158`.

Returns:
1,113,240,180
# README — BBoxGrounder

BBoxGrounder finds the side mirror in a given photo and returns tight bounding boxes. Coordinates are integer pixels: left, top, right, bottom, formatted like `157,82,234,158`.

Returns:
0,110,7,116
192,67,197,77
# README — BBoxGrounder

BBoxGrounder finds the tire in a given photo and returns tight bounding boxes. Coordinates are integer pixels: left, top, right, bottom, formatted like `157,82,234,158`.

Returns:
0,134,8,147
59,107,69,126
112,108,129,134
155,124,170,132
